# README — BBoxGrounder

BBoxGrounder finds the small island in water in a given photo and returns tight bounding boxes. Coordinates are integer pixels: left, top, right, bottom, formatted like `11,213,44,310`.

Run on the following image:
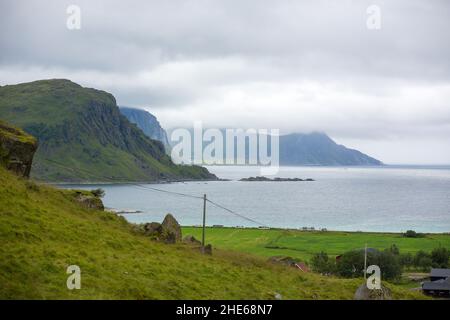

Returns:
239,176,315,182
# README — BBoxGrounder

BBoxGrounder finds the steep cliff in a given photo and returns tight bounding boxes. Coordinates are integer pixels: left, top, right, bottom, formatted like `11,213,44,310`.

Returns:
119,107,171,152
0,79,215,182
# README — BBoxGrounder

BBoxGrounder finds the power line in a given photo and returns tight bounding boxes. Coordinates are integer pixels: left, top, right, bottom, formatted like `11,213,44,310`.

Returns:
43,158,203,199
42,158,268,226
206,198,269,228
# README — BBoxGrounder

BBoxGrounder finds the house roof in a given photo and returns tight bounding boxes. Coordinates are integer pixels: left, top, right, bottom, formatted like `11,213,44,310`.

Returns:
422,278,450,291
430,268,450,278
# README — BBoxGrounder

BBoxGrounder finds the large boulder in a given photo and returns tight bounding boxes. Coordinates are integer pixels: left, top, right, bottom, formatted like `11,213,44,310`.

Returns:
161,214,182,243
183,235,201,246
144,222,163,240
202,244,212,255
0,121,37,178
354,283,392,300
144,214,182,244
74,193,104,210
67,190,105,210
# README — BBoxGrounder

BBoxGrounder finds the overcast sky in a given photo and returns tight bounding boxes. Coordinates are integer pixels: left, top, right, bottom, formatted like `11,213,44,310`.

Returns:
1,0,449,164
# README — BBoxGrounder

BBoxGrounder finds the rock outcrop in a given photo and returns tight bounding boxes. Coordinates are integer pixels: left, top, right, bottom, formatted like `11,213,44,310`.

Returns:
119,106,171,153
144,214,182,244
65,190,105,210
0,120,37,178
144,222,163,236
354,283,392,300
202,244,213,255
0,79,217,182
73,191,105,210
161,214,182,243
183,235,201,245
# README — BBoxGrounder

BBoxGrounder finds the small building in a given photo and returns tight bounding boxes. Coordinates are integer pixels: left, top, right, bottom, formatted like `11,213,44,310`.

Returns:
430,268,450,282
422,278,450,297
422,268,450,297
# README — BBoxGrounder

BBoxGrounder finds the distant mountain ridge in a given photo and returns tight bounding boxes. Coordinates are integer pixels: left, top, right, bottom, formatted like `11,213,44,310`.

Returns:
119,107,170,152
167,129,382,166
279,132,382,166
0,79,215,182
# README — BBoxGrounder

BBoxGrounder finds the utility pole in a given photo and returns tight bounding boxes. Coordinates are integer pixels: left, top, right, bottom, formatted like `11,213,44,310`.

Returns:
202,194,206,250
364,243,368,280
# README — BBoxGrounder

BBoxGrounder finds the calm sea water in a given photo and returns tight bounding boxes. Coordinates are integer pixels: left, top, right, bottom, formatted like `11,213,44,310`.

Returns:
62,166,450,233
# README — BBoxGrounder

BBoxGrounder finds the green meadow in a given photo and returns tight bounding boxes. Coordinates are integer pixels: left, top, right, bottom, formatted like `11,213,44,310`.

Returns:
182,227,450,262
0,165,426,299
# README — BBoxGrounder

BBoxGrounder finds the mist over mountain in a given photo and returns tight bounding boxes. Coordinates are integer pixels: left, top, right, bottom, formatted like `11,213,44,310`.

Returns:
167,128,382,166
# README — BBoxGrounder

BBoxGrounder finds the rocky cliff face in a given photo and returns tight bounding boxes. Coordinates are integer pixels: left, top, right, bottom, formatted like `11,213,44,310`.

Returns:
0,79,216,182
0,121,37,177
119,107,171,152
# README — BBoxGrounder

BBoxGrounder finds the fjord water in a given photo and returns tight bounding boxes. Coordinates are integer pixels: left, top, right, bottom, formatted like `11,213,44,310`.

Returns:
65,166,450,233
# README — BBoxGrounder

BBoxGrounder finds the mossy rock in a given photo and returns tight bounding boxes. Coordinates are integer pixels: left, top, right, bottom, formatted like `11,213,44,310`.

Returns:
354,282,392,300
64,189,105,210
0,120,37,177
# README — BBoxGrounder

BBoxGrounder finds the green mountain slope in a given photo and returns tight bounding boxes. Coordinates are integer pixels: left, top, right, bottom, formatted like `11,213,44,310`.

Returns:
0,79,214,182
0,166,424,299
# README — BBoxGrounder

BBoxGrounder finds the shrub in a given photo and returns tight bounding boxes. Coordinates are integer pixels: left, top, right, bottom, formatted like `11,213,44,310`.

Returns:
336,249,402,280
389,244,400,255
375,250,402,280
399,253,414,269
431,247,450,268
311,252,335,274
403,230,422,238
414,250,432,272
336,250,366,278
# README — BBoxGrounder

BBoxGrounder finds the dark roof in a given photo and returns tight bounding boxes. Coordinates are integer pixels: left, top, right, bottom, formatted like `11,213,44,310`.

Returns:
430,268,450,278
422,278,450,291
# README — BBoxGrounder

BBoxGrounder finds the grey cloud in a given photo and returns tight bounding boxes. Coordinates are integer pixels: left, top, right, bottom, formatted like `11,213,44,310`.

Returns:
0,0,450,163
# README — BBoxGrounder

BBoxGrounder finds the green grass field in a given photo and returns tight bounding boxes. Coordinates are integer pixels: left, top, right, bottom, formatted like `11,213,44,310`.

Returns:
182,227,450,263
0,165,427,299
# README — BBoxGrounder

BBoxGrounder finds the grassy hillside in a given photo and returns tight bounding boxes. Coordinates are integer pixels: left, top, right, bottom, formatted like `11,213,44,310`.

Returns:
0,166,425,299
182,227,450,262
0,79,214,182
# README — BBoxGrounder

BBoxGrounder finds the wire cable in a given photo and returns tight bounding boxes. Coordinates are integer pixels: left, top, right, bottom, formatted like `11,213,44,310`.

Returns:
206,198,269,227
43,158,203,199
42,158,268,225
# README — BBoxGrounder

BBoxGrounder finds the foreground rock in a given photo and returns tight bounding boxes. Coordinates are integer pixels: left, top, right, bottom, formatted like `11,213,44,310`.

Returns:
69,190,105,210
268,256,310,272
162,214,182,243
183,235,213,255
145,214,182,244
0,121,37,178
183,235,201,245
200,244,212,255
354,283,392,300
